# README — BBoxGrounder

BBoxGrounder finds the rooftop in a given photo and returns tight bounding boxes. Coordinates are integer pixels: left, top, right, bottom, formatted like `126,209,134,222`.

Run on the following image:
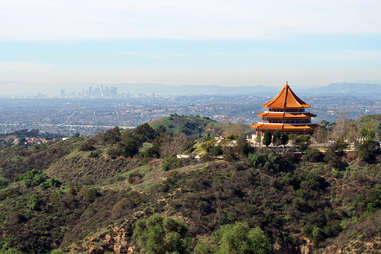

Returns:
263,82,311,109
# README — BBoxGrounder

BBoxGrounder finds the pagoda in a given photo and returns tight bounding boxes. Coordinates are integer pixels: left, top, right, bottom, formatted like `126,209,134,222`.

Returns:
251,82,319,136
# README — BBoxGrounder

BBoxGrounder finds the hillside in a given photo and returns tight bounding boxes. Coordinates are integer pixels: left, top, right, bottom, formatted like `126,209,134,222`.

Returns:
0,115,380,254
149,114,220,136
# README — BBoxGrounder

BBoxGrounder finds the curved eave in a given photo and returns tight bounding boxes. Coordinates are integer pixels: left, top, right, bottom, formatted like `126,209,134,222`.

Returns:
257,112,316,118
251,123,320,131
264,104,311,109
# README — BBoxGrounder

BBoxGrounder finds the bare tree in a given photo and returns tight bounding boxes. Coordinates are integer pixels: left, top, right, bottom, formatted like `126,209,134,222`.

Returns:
330,110,350,141
159,133,189,158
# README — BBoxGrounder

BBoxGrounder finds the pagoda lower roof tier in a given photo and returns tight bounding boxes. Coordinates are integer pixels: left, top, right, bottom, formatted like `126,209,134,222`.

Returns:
251,123,319,131
257,112,316,118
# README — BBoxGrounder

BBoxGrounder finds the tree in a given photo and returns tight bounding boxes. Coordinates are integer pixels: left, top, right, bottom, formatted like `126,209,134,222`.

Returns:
303,148,324,162
357,140,380,163
280,133,289,147
272,131,281,146
212,222,272,254
292,135,311,152
133,214,192,254
223,124,245,138
134,123,157,143
313,127,328,143
237,136,252,156
324,140,348,170
330,111,350,141
157,134,189,158
263,131,272,148
359,118,379,141
118,135,140,157
255,133,262,144
103,126,121,144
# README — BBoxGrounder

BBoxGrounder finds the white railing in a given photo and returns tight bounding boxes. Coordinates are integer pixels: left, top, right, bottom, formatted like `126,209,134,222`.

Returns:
256,122,314,126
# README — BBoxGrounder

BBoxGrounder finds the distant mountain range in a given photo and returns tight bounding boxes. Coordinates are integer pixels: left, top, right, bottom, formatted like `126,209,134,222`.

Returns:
299,83,381,98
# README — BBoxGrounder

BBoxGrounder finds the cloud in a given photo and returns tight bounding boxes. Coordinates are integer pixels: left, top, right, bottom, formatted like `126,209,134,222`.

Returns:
1,0,380,41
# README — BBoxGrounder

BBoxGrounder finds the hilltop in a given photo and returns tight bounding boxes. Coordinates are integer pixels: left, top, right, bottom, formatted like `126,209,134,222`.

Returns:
149,114,220,136
0,115,379,254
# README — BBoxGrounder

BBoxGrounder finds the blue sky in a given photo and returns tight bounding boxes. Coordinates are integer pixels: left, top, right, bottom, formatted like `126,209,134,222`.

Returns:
1,0,381,88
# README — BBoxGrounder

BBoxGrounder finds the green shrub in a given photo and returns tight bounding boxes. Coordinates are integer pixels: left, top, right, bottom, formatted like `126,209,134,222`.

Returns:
162,156,183,171
222,147,237,162
162,162,170,171
22,169,47,187
144,144,160,158
212,222,272,254
291,135,311,152
50,250,64,254
89,150,101,158
303,149,324,162
40,178,61,189
248,151,284,173
194,240,215,254
128,172,144,184
26,193,42,210
0,248,23,254
111,198,130,219
208,145,223,156
79,187,99,203
133,214,192,254
0,177,8,189
79,142,95,151
311,226,325,246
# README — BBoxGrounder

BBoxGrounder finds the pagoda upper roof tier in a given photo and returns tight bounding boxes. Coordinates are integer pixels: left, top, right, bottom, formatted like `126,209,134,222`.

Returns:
257,112,316,118
263,82,310,109
251,123,319,131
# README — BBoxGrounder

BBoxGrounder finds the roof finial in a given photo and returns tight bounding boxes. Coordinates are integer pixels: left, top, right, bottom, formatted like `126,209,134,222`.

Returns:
286,81,288,86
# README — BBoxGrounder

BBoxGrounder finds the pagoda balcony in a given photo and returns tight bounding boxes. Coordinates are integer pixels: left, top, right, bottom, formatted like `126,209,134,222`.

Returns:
256,122,315,126
268,108,305,112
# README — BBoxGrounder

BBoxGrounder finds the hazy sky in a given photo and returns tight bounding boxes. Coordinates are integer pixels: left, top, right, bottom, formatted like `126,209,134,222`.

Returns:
1,0,381,88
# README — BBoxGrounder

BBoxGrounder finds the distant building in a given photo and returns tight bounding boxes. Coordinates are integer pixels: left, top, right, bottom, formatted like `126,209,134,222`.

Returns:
251,82,319,136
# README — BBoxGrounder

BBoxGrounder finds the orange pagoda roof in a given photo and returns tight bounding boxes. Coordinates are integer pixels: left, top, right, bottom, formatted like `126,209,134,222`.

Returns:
257,112,316,118
251,123,319,131
263,82,310,109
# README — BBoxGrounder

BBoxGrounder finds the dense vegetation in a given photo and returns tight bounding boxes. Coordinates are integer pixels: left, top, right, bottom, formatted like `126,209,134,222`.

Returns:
0,115,380,254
